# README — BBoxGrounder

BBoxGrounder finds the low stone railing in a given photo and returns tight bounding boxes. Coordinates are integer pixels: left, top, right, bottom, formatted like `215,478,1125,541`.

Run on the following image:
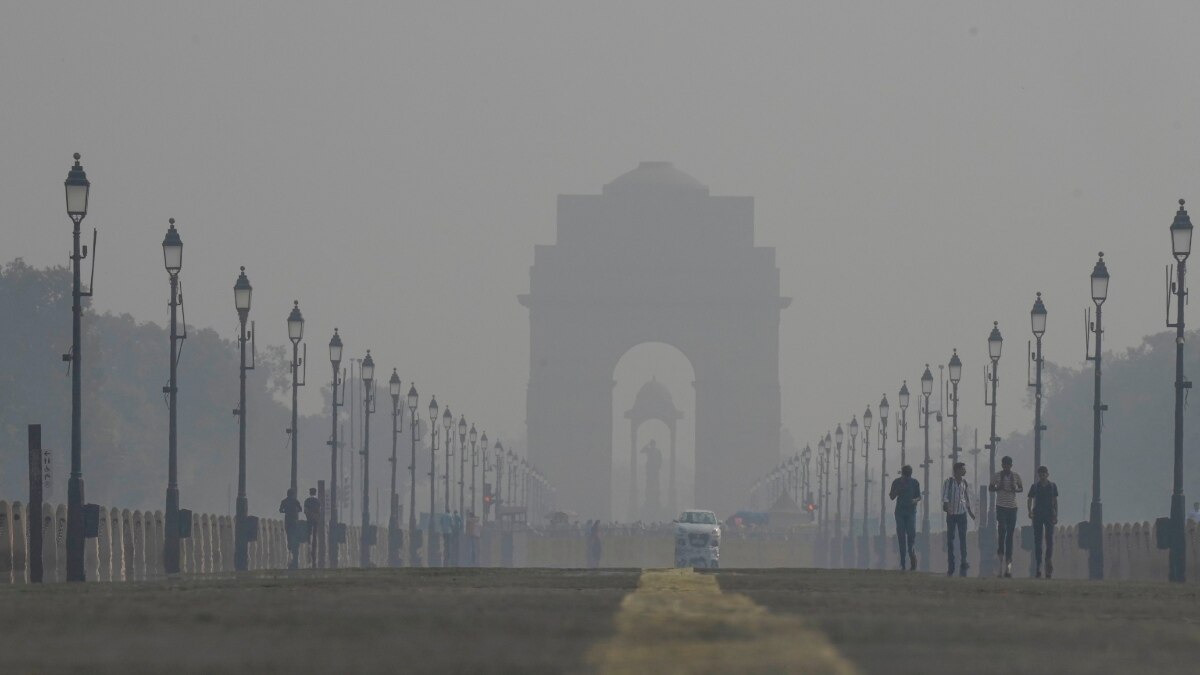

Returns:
0,499,390,582
815,520,1200,580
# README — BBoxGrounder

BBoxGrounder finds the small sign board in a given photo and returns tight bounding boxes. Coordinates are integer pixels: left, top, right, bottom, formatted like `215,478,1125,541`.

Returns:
179,509,194,538
83,504,101,538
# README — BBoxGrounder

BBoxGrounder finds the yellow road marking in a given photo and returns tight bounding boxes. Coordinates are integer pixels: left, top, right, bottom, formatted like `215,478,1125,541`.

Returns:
587,568,857,675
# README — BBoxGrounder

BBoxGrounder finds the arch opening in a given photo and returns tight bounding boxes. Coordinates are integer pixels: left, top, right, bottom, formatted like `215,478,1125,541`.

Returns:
611,342,695,523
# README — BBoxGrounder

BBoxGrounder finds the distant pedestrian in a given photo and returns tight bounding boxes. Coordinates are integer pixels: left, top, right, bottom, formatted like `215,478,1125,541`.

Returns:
466,511,481,566
1027,466,1058,579
889,465,921,570
586,520,603,568
942,462,976,577
278,488,303,570
303,488,322,568
989,455,1024,578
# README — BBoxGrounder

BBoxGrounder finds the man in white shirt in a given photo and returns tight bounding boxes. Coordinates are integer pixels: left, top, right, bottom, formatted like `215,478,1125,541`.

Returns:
942,462,976,577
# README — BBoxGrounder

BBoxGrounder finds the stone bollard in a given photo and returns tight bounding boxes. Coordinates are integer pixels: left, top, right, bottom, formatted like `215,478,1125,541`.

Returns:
96,505,111,582
121,509,135,582
195,511,207,569
208,514,220,572
42,503,57,583
85,524,99,582
221,516,234,572
11,502,28,584
197,514,209,574
55,503,68,583
148,511,164,578
132,511,147,581
110,508,125,581
0,500,11,584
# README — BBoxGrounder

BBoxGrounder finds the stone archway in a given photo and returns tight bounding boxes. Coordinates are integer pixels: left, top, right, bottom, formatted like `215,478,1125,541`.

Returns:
625,376,684,521
521,162,789,520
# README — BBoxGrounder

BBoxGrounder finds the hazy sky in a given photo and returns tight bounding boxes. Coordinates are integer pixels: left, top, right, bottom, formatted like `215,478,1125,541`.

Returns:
5,2,1200,471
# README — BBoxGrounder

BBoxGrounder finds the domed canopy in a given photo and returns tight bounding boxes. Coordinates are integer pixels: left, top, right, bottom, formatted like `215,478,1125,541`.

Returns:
603,161,708,196
624,377,684,425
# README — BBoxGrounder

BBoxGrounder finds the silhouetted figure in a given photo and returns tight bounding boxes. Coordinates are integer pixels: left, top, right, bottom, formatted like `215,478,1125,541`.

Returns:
641,440,663,520
942,462,976,577
989,455,1023,578
278,489,302,570
586,520,603,568
889,465,921,571
1027,466,1058,578
303,488,322,568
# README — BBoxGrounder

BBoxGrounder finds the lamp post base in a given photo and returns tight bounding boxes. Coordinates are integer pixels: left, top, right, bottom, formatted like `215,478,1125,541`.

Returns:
1088,501,1104,580
164,487,180,574
67,476,86,582
1169,493,1187,583
234,496,249,572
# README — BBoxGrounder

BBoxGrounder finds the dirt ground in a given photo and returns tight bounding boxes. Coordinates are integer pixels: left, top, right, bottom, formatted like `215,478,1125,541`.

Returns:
717,568,1200,675
3,568,1199,674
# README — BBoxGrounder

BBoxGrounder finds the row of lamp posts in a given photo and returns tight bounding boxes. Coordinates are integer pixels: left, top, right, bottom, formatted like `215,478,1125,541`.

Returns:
58,153,555,578
752,201,1191,582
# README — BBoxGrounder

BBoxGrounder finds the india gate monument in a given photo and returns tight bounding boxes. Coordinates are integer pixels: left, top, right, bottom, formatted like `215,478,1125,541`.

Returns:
521,162,789,520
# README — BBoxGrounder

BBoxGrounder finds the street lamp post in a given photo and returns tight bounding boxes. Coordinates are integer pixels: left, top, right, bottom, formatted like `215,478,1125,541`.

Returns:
948,350,962,464
919,366,935,571
1029,293,1048,480
388,369,402,568
834,425,844,544
359,351,376,567
1086,254,1109,580
233,267,254,571
860,406,873,569
1168,199,1192,583
327,330,344,568
846,417,858,566
877,395,890,569
981,324,1003,578
64,153,93,582
470,425,479,517
406,385,419,566
162,219,184,575
428,396,441,566
442,407,454,566
287,302,306,497
822,435,832,539
801,445,811,514
495,440,505,521
458,415,468,559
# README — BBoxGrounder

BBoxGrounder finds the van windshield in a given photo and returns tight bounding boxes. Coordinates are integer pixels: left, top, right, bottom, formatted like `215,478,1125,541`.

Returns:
680,512,716,525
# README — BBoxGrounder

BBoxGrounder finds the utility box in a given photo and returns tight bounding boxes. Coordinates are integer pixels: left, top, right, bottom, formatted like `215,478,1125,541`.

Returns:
1155,517,1172,550
362,525,376,546
1076,521,1091,550
83,504,101,538
178,509,193,538
246,516,259,542
335,523,347,544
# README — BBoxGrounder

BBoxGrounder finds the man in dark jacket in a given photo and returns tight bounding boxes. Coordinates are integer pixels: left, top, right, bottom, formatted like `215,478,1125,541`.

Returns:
889,465,921,571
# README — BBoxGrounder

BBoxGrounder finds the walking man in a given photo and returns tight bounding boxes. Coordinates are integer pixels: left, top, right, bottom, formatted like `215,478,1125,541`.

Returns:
942,462,976,577
989,455,1023,578
303,488,322,568
1027,466,1058,578
889,465,921,570
278,488,303,570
